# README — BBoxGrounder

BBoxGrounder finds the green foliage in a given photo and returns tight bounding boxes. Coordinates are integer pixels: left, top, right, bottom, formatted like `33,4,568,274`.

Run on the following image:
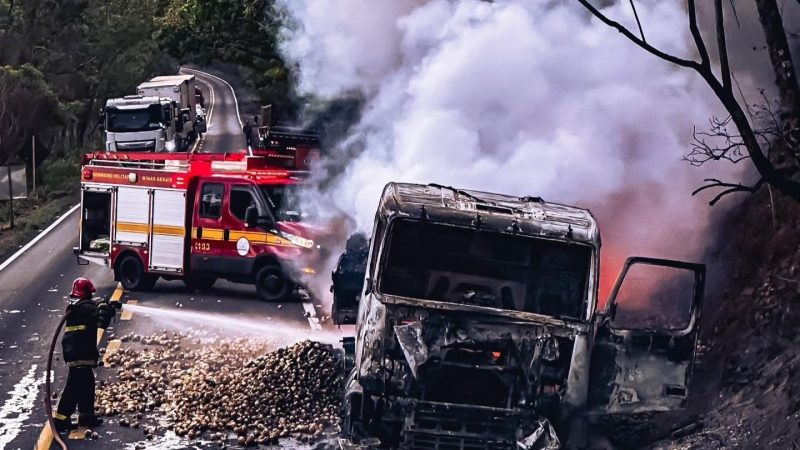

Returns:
0,0,174,157
156,0,293,119
0,64,64,164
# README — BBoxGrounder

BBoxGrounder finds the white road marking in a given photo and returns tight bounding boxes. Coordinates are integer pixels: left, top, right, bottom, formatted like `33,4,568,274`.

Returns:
181,67,243,128
0,204,79,274
302,301,322,331
0,365,45,448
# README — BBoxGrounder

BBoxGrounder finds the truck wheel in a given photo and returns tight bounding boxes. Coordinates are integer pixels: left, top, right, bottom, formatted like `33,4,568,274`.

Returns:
255,265,291,302
116,254,157,291
184,276,217,292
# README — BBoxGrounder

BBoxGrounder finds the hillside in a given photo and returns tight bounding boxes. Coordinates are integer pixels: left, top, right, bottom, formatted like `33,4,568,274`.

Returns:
651,188,800,449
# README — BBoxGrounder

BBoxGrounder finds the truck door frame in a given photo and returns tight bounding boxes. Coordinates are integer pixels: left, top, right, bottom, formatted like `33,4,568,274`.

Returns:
189,180,227,274
587,256,706,416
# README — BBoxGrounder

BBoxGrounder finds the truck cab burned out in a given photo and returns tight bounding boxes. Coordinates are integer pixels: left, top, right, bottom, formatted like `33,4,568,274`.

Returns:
332,183,705,450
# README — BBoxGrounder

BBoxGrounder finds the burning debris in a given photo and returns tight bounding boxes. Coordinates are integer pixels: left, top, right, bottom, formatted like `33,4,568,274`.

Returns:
97,332,341,446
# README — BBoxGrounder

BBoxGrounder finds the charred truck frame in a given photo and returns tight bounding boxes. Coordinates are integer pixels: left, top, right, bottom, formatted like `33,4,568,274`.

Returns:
332,183,705,449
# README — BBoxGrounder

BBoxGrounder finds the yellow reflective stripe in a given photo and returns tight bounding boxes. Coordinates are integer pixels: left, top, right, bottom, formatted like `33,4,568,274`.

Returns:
152,224,185,236
229,230,267,241
116,222,148,234
53,413,69,421
193,228,297,246
67,360,96,367
201,228,225,241
64,325,87,332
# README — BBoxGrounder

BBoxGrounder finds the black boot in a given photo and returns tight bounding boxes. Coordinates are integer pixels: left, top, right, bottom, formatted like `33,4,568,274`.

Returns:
78,415,104,428
53,417,76,432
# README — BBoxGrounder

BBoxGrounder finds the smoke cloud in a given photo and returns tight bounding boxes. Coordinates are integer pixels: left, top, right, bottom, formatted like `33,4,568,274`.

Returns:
278,0,739,304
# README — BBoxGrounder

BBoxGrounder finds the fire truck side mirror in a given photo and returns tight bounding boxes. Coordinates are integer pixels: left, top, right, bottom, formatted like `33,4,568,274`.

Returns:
245,206,258,228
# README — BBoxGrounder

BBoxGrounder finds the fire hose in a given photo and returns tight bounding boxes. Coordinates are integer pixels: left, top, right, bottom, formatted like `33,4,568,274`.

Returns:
45,309,71,450
44,296,119,450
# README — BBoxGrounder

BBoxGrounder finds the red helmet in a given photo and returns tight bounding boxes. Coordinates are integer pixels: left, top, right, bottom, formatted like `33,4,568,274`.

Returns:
70,277,96,299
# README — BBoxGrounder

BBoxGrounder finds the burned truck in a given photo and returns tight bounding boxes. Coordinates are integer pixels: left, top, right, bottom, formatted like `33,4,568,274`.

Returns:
331,183,705,449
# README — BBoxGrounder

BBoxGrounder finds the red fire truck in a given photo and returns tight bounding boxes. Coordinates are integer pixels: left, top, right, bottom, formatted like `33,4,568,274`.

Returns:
74,151,321,301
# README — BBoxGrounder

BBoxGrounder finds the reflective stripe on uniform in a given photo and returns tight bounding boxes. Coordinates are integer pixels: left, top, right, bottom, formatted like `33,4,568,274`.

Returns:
64,325,87,332
53,413,69,420
66,360,96,367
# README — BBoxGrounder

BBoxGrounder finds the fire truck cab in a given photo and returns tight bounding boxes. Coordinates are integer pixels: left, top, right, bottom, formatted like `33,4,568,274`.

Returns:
75,151,320,301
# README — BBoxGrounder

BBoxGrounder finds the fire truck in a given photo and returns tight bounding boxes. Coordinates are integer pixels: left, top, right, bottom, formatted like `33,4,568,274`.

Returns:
74,151,321,301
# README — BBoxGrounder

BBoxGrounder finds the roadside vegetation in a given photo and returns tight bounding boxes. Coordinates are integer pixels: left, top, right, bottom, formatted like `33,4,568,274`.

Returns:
0,0,294,259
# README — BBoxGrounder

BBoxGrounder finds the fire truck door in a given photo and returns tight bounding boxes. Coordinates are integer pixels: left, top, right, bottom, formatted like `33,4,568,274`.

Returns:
223,184,264,274
190,182,226,272
149,189,186,271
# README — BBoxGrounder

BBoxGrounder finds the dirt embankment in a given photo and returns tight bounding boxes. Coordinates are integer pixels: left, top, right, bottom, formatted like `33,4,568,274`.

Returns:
649,188,800,449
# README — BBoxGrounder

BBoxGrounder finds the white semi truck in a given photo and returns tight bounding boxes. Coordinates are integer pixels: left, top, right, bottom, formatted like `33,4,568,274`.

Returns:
101,95,178,152
138,75,198,151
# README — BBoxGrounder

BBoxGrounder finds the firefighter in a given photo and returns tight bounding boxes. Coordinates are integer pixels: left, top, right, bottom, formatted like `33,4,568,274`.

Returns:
243,120,254,148
52,277,118,432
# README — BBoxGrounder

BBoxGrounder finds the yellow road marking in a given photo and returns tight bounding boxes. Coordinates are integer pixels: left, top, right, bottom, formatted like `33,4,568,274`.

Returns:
103,339,122,366
36,282,126,450
120,300,137,321
68,427,88,440
35,424,53,449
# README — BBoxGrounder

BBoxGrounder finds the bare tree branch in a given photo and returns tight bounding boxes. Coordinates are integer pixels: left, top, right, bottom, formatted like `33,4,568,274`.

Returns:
628,0,646,43
715,0,732,92
692,178,767,205
728,0,741,28
688,0,712,69
579,0,800,204
577,0,700,70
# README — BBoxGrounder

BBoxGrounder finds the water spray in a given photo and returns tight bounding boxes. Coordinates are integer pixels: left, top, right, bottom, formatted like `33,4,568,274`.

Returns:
119,303,345,346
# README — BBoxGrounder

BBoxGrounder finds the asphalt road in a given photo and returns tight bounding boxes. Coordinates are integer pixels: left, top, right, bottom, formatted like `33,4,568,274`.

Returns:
0,68,331,450
181,67,247,154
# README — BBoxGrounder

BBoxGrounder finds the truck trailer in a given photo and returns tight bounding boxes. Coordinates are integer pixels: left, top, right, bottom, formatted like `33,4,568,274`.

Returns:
332,182,706,449
138,75,198,151
74,151,322,301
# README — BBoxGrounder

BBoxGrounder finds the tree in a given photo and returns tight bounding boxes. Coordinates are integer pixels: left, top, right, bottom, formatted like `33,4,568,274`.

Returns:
157,0,293,119
0,64,63,164
579,0,800,205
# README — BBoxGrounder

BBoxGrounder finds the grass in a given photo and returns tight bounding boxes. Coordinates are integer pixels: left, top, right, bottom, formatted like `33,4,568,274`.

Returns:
0,152,81,262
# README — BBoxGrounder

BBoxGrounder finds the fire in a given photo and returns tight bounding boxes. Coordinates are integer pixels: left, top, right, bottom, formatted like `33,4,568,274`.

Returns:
598,246,626,310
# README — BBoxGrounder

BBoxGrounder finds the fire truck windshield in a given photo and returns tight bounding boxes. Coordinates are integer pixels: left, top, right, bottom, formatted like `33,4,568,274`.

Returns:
106,105,163,132
260,185,306,222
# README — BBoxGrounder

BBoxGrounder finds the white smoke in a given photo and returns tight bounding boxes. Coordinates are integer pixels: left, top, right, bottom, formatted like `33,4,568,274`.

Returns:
279,0,740,302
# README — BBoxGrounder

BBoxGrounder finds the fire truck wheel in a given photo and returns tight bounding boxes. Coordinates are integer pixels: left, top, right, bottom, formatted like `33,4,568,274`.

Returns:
255,265,291,302
183,276,217,292
116,254,157,291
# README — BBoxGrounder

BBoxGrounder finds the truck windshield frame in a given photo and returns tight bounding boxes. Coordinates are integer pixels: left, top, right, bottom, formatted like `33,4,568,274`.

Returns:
260,184,306,222
105,105,163,132
377,219,593,321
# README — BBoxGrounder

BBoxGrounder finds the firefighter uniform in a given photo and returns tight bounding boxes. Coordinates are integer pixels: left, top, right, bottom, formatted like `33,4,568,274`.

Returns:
53,278,116,431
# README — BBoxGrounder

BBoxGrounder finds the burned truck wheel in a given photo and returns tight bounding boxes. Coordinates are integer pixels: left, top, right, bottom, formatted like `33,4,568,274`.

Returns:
183,276,217,292
255,264,291,302
116,254,157,291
